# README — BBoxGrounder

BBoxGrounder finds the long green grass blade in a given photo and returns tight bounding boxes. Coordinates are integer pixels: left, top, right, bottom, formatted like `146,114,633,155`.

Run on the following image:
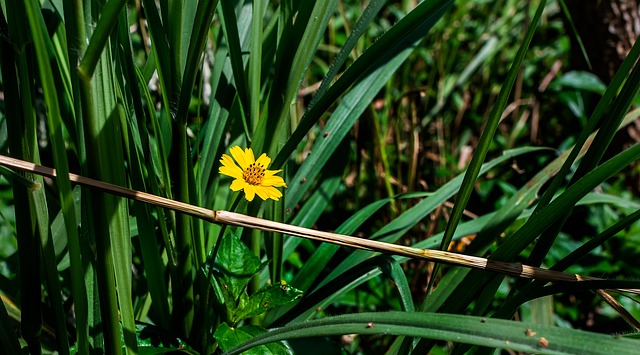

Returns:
274,212,498,326
252,0,339,157
265,192,428,325
0,297,22,354
272,0,453,169
435,0,547,256
286,51,418,210
306,0,387,110
140,0,173,105
2,37,43,355
167,0,183,108
248,0,265,131
78,17,138,348
380,258,415,312
496,142,640,261
526,38,640,267
22,1,89,352
175,0,218,125
117,12,172,329
77,0,126,79
170,120,195,339
315,148,544,292
422,114,639,328
218,0,250,128
494,207,640,322
427,140,640,330
224,312,640,355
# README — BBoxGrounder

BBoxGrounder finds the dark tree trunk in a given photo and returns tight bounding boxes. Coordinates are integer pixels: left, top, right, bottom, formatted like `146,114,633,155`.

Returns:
565,0,640,82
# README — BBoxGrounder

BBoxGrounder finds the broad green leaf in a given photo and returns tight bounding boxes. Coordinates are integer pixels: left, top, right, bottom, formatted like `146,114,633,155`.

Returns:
135,323,191,354
215,323,291,354
232,283,303,323
214,233,264,301
550,71,606,94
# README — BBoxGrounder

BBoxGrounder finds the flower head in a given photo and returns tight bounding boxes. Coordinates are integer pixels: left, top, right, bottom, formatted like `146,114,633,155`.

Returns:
219,146,287,201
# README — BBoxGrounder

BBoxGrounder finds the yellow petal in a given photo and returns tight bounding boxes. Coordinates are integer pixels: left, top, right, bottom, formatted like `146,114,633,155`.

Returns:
219,157,244,179
255,186,270,201
264,169,282,177
230,179,247,191
219,154,234,167
255,153,271,168
244,147,256,165
230,146,250,170
262,175,287,187
220,165,243,179
244,185,256,201
264,186,283,200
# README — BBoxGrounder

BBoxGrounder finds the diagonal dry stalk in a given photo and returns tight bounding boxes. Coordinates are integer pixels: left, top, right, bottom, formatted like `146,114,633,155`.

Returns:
1,154,638,290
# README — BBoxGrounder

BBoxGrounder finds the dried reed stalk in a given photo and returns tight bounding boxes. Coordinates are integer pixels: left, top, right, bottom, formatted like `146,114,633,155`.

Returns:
0,154,637,290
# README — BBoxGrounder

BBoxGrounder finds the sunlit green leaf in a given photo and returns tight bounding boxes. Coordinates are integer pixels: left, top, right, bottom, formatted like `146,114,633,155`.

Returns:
232,283,303,323
215,323,291,354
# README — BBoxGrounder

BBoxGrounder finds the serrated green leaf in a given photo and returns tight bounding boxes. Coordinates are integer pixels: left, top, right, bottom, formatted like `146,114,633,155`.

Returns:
214,233,263,301
232,283,303,323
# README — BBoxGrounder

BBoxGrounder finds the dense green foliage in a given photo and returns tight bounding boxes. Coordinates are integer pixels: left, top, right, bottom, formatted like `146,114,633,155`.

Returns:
1,0,640,354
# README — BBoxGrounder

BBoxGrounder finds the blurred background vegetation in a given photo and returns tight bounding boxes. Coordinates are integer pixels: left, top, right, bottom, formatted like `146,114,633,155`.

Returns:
1,0,640,354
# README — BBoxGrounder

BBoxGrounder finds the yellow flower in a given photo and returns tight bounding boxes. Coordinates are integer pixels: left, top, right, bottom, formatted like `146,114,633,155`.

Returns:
219,146,287,201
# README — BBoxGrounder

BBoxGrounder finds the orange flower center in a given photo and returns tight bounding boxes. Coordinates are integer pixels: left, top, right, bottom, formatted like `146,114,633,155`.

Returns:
243,162,265,185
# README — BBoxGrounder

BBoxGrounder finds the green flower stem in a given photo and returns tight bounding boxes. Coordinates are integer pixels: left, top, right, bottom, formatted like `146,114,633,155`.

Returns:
266,200,284,285
250,228,262,325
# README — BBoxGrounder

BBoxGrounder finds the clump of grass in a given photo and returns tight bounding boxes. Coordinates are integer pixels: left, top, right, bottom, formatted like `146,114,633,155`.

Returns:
1,0,640,354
